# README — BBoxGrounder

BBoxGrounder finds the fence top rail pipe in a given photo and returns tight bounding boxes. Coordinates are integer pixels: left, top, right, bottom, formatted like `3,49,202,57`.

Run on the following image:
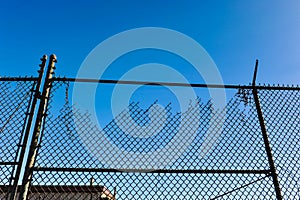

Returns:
51,77,300,90
0,77,38,82
0,76,299,90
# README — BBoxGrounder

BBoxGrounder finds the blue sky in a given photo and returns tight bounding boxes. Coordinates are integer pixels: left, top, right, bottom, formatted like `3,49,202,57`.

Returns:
1,0,300,84
1,2,299,197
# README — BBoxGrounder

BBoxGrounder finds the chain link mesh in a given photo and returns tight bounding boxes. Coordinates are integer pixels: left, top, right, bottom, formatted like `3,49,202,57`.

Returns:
258,88,300,198
0,79,36,198
24,81,298,200
1,78,299,199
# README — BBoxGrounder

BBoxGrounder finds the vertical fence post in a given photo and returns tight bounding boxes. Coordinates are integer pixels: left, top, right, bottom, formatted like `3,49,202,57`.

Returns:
18,54,57,200
252,60,283,200
8,55,48,200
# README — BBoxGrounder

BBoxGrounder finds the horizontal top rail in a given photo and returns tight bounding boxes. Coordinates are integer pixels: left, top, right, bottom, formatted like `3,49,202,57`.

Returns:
0,162,19,165
0,77,38,81
52,77,300,90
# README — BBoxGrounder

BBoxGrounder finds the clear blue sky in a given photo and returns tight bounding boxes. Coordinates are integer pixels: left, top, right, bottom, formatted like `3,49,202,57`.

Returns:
1,2,299,197
1,0,300,85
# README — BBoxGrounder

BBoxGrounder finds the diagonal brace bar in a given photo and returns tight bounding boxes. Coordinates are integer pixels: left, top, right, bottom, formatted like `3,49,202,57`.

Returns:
252,60,282,200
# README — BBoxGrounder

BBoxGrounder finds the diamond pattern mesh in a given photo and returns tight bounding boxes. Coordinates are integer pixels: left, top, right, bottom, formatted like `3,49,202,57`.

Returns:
0,79,36,197
1,78,299,200
25,81,299,200
258,89,300,198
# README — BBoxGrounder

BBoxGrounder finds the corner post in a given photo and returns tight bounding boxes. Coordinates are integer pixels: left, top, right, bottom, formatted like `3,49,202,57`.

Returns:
9,55,48,200
18,54,57,200
252,60,282,200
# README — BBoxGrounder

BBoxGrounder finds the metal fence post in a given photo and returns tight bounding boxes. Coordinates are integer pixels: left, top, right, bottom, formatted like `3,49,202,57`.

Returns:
18,54,57,200
252,60,283,200
8,55,48,200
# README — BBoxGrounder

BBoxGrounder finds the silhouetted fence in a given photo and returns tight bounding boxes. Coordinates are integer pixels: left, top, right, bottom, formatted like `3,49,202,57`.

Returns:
0,55,299,199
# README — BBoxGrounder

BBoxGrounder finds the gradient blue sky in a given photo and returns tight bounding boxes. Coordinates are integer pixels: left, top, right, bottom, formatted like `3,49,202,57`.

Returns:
1,0,300,84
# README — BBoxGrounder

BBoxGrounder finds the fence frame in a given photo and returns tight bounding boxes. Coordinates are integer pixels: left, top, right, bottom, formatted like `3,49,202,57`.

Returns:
0,76,40,200
2,55,300,199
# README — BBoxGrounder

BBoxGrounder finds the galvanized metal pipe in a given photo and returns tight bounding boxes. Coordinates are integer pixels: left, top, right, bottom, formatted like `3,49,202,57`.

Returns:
18,54,57,200
252,60,283,200
9,55,48,200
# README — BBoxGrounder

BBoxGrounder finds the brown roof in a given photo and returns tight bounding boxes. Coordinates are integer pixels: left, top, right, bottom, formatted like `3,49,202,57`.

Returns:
0,185,115,198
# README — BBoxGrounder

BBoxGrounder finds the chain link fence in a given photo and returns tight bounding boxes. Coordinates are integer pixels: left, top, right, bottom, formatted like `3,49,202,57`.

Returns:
0,78,37,199
30,80,299,199
0,75,299,199
258,88,300,198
